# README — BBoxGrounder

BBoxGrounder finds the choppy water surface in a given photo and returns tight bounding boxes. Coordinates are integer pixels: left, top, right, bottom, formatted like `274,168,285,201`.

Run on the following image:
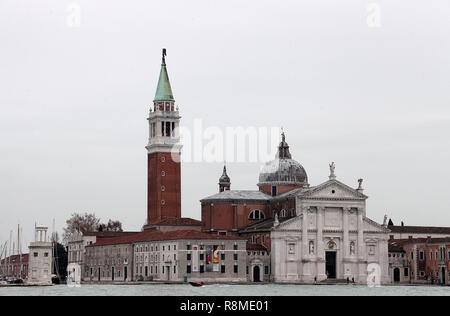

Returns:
0,284,449,296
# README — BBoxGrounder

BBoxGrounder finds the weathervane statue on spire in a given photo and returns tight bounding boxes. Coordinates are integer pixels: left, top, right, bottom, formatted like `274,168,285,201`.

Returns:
162,48,167,64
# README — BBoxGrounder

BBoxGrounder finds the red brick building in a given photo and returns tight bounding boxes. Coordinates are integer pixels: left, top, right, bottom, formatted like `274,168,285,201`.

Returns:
201,132,308,253
0,254,29,280
389,237,450,285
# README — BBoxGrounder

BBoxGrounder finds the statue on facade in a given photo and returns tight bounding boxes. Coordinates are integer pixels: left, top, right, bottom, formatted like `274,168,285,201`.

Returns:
350,241,355,255
383,215,388,227
357,178,363,190
309,241,315,254
329,162,336,179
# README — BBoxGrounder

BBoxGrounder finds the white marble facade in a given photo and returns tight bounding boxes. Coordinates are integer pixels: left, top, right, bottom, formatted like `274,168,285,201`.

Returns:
271,179,390,285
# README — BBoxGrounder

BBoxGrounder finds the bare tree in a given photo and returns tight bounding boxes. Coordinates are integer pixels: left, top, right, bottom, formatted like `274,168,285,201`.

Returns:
62,212,123,244
62,212,100,244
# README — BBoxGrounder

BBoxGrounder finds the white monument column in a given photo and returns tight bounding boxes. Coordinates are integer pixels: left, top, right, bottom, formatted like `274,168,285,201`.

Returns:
357,208,366,282
301,206,310,281
316,206,326,280
343,207,351,279
343,207,350,258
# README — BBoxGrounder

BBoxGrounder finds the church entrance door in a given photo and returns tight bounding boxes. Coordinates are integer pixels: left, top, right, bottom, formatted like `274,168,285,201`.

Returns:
325,252,336,279
393,268,400,282
253,266,261,282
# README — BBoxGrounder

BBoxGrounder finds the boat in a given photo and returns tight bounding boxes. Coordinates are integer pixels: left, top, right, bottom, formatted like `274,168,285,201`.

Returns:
189,281,205,287
8,278,24,285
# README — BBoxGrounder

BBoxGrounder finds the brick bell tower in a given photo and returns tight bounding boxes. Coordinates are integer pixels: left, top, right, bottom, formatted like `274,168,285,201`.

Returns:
145,49,182,225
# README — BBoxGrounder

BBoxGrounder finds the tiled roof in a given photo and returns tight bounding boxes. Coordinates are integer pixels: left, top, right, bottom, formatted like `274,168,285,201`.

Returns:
83,231,140,237
271,187,312,200
246,243,267,251
149,217,201,226
238,216,292,233
389,237,450,252
200,190,271,203
87,229,245,247
388,225,450,235
0,254,29,264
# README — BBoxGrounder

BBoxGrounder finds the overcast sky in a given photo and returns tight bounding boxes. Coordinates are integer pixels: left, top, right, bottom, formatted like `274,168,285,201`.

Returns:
1,0,449,251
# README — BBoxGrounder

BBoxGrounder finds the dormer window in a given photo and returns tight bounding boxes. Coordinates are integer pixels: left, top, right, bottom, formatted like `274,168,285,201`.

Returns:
279,209,287,218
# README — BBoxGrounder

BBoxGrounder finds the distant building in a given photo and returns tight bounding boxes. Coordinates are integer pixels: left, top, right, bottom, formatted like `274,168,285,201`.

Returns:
68,231,140,279
0,254,29,280
27,225,52,285
201,135,390,284
388,225,450,240
389,237,450,285
84,229,247,283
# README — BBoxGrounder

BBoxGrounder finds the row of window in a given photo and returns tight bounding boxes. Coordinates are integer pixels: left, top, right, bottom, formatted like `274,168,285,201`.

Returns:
186,264,239,274
135,244,177,253
153,102,175,112
186,244,239,251
248,209,295,220
417,248,450,261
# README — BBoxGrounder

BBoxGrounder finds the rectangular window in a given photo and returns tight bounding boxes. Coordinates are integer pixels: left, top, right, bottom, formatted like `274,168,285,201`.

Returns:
171,122,175,136
161,121,165,136
186,245,191,250
200,253,204,261
187,254,191,261
221,253,225,261
264,266,269,275
234,254,238,261
404,268,409,277
221,265,225,273
34,253,38,257
233,244,238,250
271,186,277,196
200,265,204,273
246,266,249,274
166,122,171,137
174,266,176,274
419,251,424,260
187,265,191,273
234,265,238,273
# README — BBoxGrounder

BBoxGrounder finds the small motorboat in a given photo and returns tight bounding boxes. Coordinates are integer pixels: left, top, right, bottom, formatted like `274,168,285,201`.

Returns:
189,281,205,287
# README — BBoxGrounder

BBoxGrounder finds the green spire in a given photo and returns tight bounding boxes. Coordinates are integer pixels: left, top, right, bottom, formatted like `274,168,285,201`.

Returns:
154,48,175,102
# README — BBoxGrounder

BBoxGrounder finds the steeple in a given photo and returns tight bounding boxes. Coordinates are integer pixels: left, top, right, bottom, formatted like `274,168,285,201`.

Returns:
154,48,175,102
145,49,182,226
277,131,292,159
219,165,231,192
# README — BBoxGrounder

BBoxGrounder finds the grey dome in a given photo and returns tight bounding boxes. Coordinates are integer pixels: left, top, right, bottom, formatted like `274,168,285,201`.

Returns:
258,158,308,185
258,132,308,186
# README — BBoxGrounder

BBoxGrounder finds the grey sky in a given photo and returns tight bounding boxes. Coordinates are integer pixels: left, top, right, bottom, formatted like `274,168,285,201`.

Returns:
1,0,449,250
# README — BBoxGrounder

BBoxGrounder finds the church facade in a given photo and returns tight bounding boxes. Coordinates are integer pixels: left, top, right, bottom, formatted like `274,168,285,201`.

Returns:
270,178,390,284
201,135,390,284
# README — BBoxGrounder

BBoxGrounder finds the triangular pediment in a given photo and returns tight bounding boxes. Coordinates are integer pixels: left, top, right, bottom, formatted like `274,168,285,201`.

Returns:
301,180,367,200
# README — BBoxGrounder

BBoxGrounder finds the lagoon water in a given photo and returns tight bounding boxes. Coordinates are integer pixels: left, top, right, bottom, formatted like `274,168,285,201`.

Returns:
0,284,449,296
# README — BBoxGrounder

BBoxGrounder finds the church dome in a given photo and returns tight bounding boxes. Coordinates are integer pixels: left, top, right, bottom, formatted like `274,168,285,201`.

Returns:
258,133,308,186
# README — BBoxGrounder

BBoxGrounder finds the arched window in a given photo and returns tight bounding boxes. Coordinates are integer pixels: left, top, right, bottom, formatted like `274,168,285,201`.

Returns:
248,210,265,220
279,209,287,218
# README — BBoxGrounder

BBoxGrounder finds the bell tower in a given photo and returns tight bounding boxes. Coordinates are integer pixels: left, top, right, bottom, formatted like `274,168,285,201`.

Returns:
145,49,182,224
